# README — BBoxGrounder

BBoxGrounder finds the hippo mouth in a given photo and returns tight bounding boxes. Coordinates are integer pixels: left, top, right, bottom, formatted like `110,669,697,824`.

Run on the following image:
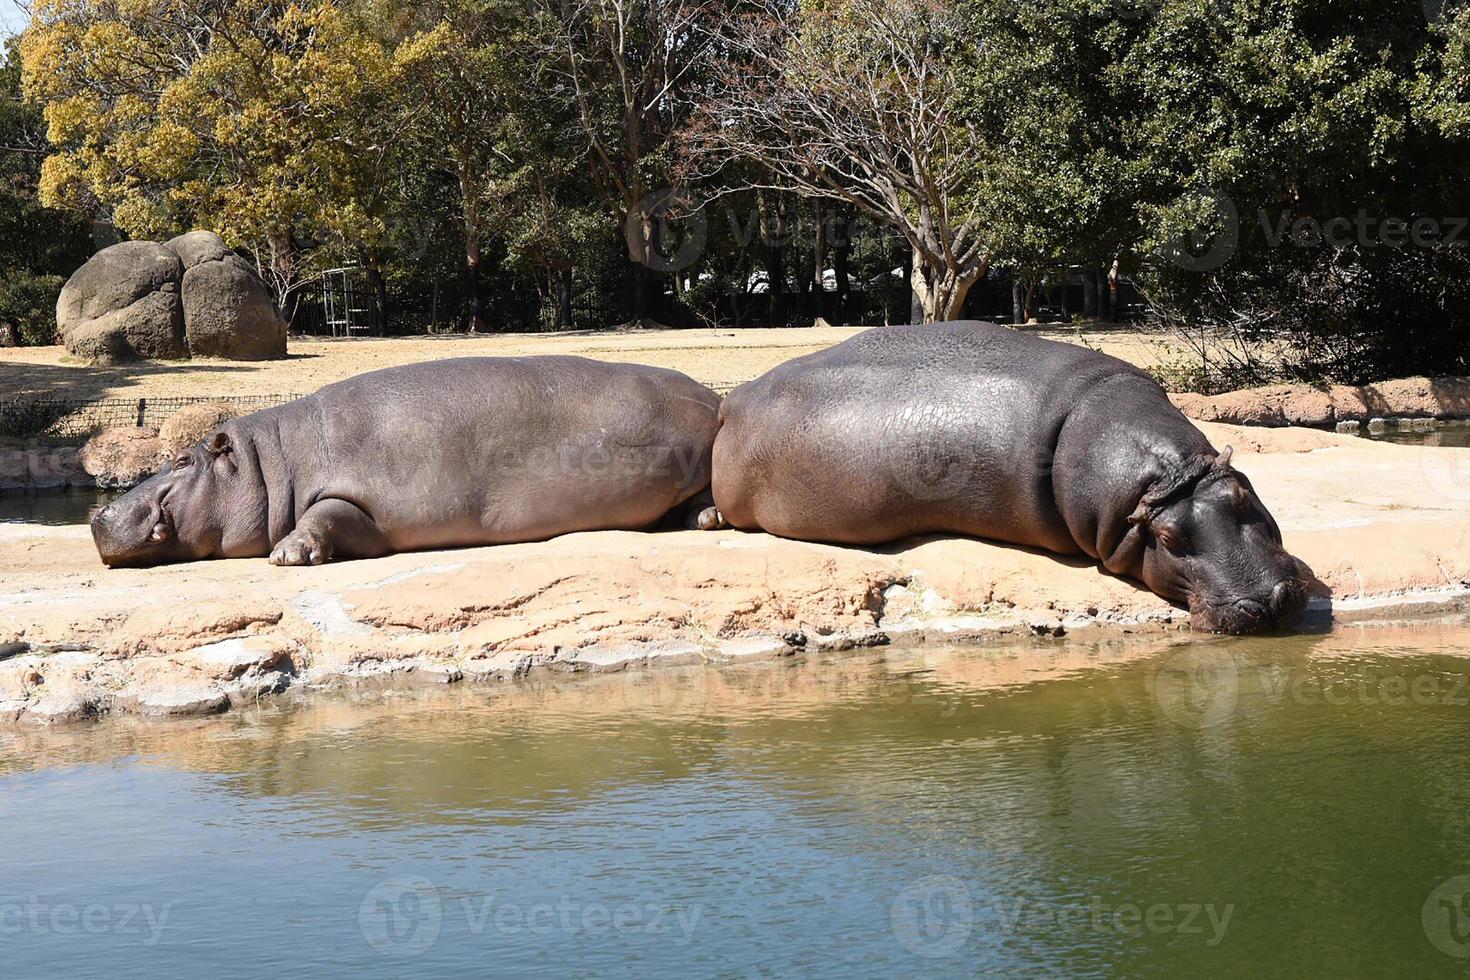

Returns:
1191,580,1308,635
91,500,176,568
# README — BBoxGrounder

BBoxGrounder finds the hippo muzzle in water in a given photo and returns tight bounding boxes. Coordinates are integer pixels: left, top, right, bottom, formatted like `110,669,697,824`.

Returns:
92,356,722,568
711,321,1311,634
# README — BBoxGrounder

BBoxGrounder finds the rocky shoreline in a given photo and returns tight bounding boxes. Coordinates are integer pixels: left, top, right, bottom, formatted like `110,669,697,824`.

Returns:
1169,375,1470,428
2,422,1469,725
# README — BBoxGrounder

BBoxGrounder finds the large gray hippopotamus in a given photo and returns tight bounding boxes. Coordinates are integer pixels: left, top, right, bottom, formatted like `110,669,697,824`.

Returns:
92,356,721,568
712,321,1311,634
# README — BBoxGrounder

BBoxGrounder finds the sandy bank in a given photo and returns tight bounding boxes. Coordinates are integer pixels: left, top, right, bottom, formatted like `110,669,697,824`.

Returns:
2,422,1468,724
1,324,1186,402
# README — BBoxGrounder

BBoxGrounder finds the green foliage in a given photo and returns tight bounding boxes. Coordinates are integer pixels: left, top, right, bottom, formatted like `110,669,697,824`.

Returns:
0,271,65,345
2,0,1467,376
0,38,91,346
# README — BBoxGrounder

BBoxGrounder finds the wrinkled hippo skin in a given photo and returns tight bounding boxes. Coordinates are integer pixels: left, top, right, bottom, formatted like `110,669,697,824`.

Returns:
92,356,722,567
713,321,1311,634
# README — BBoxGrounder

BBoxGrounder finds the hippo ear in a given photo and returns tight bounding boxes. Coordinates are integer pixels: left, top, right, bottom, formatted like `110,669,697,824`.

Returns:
207,431,232,456
1215,445,1234,470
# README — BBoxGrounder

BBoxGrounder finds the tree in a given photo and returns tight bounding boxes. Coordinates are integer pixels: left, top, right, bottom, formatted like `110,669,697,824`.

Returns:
538,0,711,321
391,0,533,330
1121,0,1470,383
686,0,989,322
0,37,92,344
21,0,390,316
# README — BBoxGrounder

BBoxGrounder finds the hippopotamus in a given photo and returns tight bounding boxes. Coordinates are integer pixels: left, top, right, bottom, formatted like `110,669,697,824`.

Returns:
711,321,1311,634
92,356,721,568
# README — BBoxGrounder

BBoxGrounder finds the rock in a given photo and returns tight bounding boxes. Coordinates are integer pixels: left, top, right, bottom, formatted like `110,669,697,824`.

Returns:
158,402,238,456
179,249,286,359
57,241,187,363
1172,376,1470,428
55,232,285,363
165,230,233,269
79,426,163,489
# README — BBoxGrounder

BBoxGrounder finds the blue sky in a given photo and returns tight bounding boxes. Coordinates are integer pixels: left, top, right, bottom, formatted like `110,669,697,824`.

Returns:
1,2,29,40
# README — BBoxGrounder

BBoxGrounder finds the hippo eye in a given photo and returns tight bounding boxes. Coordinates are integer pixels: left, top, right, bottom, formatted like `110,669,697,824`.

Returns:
174,453,193,469
1152,521,1188,556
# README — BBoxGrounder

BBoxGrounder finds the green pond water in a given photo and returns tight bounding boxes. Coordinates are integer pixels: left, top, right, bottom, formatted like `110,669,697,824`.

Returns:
0,488,114,525
4,621,1470,977
1363,420,1470,448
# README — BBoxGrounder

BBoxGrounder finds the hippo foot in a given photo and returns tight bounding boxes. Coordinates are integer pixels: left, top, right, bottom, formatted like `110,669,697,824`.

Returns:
268,529,332,566
692,506,727,531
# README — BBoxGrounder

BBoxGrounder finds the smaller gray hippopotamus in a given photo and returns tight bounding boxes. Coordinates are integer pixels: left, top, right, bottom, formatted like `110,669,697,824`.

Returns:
92,356,721,568
712,321,1312,634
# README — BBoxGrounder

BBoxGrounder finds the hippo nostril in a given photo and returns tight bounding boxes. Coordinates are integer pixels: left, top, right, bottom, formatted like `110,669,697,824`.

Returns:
1269,579,1307,624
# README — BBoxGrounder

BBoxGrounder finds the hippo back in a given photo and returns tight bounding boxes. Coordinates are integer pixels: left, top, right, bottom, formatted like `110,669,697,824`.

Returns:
712,321,1173,552
265,356,721,550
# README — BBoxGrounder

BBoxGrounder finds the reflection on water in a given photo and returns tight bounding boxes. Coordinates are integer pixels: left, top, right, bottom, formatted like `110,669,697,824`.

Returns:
0,488,115,525
4,622,1470,977
1361,420,1470,448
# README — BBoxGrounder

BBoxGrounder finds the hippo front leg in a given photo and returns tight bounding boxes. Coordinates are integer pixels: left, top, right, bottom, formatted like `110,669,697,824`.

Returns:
268,499,390,566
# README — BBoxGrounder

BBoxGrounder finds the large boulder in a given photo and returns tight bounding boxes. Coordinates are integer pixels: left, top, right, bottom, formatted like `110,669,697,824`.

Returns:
57,242,187,363
177,256,286,359
57,232,286,363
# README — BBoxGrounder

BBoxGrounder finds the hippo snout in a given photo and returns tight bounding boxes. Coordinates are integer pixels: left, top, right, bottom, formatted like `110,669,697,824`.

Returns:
90,496,167,568
1269,578,1308,625
1204,576,1308,634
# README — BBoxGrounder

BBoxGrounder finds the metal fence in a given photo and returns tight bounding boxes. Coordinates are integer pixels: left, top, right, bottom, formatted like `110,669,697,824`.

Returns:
0,394,306,440
1,383,747,441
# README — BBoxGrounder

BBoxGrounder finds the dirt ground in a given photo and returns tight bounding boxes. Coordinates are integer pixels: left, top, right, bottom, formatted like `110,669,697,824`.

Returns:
1,324,1190,401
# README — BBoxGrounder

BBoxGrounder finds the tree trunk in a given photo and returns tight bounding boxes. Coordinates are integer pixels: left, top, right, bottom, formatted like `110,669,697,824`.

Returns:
833,230,851,324
1082,264,1099,319
1107,257,1121,322
907,248,924,324
557,266,574,331
910,249,981,323
758,192,786,324
1012,280,1025,324
431,276,440,333
367,256,388,336
459,163,486,332
465,257,484,332
812,200,826,320
267,229,299,328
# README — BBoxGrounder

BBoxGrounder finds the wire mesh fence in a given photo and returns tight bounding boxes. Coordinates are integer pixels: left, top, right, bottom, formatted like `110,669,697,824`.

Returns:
1,383,747,441
0,394,306,440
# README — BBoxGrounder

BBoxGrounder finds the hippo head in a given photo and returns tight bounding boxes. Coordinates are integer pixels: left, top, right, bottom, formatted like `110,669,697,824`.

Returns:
91,431,265,568
1129,447,1310,634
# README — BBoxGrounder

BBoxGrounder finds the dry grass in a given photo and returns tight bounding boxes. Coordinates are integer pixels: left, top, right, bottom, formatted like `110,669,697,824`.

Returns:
0,323,1190,402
